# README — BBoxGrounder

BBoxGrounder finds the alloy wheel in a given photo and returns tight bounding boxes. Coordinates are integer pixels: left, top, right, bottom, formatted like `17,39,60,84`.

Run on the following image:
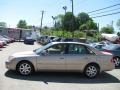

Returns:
113,57,120,67
84,65,99,78
18,62,32,75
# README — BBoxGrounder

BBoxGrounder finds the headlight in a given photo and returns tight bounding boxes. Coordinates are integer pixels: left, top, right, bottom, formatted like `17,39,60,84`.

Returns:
8,56,14,61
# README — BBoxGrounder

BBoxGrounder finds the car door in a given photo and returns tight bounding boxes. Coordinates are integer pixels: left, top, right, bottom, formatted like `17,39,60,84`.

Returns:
66,44,96,71
36,43,66,71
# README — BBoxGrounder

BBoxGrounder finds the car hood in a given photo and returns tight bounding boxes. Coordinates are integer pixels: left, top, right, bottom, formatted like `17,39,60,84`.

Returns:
11,51,38,57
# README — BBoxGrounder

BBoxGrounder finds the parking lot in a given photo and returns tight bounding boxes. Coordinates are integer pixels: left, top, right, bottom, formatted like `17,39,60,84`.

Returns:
0,42,120,90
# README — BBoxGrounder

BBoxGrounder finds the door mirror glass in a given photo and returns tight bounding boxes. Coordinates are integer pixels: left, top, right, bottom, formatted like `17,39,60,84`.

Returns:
40,50,48,56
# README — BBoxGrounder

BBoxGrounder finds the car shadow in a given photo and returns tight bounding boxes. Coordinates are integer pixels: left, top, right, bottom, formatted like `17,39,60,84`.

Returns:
5,71,120,84
116,67,120,69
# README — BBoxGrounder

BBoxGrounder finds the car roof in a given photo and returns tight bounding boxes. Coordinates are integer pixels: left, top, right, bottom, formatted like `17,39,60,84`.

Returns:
51,42,88,46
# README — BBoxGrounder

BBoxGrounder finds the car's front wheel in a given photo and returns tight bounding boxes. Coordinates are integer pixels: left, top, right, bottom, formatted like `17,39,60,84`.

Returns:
17,61,34,75
84,64,100,79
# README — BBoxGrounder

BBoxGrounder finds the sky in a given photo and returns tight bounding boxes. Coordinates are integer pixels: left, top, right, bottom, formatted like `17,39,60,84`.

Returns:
0,0,120,32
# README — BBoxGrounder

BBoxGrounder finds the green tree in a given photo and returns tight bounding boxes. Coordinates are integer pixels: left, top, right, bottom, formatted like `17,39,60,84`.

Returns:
0,22,7,27
79,24,87,31
77,12,97,32
63,12,78,32
17,20,27,29
77,12,90,26
117,32,120,36
101,25,114,34
79,20,97,30
86,20,98,30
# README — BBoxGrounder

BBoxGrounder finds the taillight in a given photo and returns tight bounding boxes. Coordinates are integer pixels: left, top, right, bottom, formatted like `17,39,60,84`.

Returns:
104,49,110,53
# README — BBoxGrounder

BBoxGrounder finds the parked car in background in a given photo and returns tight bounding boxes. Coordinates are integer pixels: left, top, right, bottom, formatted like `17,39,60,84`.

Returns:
6,42,115,78
0,42,3,48
24,37,35,45
90,41,113,49
3,35,15,43
90,43,105,51
52,37,62,42
37,35,49,45
0,35,10,43
48,36,57,43
0,39,7,46
102,44,120,67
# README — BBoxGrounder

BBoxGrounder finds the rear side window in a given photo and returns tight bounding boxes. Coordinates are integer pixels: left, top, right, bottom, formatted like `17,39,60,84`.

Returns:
68,44,90,54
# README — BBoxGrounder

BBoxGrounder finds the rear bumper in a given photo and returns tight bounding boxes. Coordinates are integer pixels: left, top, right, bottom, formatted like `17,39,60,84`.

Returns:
101,63,115,72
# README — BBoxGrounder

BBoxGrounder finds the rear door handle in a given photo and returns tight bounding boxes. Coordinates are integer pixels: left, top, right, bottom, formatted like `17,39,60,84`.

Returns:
85,57,89,59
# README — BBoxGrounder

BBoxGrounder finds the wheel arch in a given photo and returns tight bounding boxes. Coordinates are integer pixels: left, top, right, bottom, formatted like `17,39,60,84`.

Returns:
84,62,100,72
113,56,120,58
16,60,35,71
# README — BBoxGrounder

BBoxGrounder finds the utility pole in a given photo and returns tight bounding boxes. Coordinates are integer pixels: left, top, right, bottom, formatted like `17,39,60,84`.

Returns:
40,10,45,32
70,0,74,37
71,0,74,15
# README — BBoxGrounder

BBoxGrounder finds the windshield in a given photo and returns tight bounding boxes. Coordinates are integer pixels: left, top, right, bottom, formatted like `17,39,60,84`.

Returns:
33,43,53,54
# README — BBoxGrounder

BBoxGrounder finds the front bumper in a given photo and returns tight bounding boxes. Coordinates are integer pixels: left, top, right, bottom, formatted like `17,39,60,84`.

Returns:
5,61,16,70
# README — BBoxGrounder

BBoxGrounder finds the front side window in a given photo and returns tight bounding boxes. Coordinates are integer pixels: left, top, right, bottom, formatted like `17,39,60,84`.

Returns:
46,44,66,54
68,44,89,54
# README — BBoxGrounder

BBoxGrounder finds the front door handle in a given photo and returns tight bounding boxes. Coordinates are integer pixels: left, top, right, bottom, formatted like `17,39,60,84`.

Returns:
60,58,64,59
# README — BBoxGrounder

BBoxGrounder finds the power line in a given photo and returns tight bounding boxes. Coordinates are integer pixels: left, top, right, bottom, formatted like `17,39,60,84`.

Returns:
88,3,120,13
90,7,120,15
91,11,120,18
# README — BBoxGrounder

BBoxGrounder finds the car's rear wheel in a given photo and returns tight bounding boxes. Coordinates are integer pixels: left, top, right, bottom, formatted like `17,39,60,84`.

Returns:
17,61,34,75
84,64,100,79
113,57,120,67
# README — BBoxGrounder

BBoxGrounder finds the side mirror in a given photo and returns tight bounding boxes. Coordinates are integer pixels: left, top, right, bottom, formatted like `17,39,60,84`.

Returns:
40,50,48,56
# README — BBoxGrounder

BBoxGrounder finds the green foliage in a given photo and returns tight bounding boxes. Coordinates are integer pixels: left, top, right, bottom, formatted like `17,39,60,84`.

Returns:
62,12,77,32
74,31,85,38
117,32,120,36
0,22,7,27
86,20,98,30
101,25,114,34
17,20,27,29
41,29,86,38
77,12,98,34
79,24,87,31
77,12,90,26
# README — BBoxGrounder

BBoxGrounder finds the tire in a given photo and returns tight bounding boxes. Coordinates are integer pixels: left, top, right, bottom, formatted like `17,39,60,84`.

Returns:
17,61,34,75
113,57,120,67
84,64,100,79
